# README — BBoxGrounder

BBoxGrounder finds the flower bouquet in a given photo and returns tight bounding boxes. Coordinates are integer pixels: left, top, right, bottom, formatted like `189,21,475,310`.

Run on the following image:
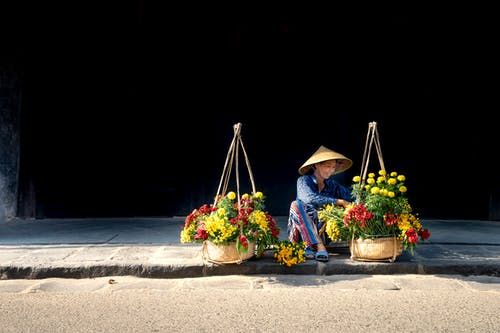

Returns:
319,170,430,259
180,191,281,262
273,240,307,267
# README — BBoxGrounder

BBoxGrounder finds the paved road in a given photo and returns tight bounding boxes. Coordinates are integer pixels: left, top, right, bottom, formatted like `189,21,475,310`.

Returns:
0,274,499,332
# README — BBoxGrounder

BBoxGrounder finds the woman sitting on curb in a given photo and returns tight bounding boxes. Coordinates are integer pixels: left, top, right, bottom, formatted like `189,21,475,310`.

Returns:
287,145,355,262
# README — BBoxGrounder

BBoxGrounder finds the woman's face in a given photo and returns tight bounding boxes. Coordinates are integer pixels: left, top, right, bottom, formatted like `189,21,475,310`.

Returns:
315,160,341,179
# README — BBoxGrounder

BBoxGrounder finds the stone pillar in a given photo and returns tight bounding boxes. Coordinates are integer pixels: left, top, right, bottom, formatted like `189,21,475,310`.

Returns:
0,66,22,222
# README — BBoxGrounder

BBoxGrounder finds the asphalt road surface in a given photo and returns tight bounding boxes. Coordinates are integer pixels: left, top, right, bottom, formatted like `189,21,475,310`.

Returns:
1,274,499,332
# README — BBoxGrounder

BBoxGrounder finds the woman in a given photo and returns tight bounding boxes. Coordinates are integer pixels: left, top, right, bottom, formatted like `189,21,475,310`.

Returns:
288,145,355,262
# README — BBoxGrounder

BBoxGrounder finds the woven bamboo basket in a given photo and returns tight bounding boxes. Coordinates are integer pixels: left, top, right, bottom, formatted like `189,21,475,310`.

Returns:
203,240,256,264
349,236,403,262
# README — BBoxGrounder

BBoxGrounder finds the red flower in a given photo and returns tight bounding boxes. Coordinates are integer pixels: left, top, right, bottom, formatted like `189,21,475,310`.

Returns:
384,212,398,226
239,235,248,247
419,229,431,240
194,226,208,241
266,213,281,237
405,228,419,244
184,204,216,228
198,204,216,215
344,203,374,228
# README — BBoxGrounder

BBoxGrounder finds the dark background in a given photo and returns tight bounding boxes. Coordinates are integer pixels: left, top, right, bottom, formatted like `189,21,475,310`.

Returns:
1,3,497,219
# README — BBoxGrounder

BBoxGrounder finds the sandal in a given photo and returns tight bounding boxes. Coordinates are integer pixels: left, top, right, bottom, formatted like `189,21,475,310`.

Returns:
315,249,329,262
304,248,316,260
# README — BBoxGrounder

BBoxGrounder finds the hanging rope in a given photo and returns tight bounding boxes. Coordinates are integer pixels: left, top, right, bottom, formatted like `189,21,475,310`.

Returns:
213,123,256,209
356,121,386,203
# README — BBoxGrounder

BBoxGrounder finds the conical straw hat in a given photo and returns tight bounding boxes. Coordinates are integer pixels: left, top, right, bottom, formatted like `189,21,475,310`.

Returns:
298,145,353,175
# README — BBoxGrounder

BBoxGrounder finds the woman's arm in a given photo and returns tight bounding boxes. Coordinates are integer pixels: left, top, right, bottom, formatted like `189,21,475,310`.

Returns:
297,175,338,208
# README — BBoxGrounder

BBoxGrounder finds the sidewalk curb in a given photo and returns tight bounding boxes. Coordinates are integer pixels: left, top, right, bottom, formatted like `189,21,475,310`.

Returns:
2,260,499,280
1,246,499,279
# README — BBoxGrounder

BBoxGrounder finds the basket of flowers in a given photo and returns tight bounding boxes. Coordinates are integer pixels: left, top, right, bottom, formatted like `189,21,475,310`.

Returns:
319,170,431,262
180,190,280,263
318,122,430,262
179,123,281,264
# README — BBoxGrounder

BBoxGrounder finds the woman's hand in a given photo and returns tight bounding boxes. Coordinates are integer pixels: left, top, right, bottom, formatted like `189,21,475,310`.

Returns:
336,199,350,208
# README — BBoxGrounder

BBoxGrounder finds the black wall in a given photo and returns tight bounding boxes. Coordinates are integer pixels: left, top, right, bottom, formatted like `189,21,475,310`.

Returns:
2,4,497,219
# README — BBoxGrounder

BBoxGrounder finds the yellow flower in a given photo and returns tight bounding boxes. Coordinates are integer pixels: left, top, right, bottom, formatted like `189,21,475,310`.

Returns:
319,203,352,242
249,210,268,231
227,192,236,200
253,191,263,199
273,241,306,267
204,214,238,243
180,224,196,243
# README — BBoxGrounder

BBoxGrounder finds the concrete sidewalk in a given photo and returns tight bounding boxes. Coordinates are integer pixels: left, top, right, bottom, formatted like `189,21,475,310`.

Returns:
0,217,499,279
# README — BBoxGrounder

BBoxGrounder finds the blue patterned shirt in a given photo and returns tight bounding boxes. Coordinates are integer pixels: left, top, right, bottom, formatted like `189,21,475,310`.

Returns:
296,174,355,210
